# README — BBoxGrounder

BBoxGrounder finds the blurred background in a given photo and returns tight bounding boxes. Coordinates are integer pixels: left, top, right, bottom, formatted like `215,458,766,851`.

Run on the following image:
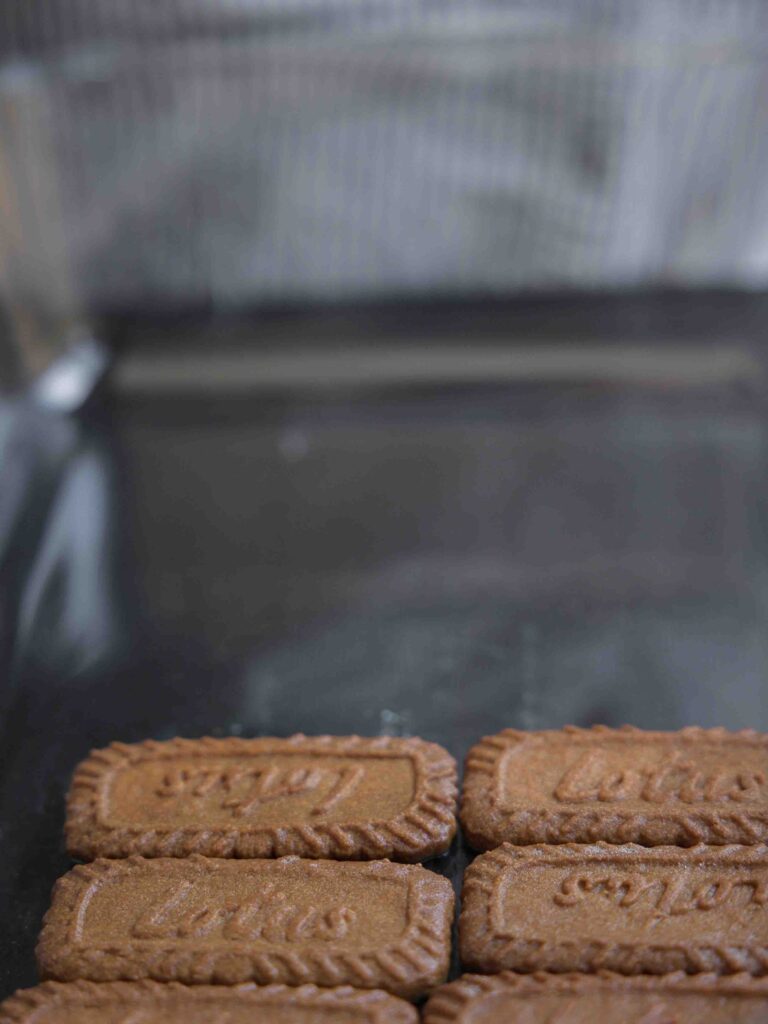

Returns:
1,0,768,996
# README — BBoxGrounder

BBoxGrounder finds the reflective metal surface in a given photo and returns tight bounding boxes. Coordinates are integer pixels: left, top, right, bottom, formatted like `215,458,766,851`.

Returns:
1,295,767,997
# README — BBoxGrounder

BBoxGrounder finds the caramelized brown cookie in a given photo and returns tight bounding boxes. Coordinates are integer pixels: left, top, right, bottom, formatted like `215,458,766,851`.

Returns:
461,726,768,849
423,972,768,1023
67,735,457,861
0,981,418,1023
460,843,768,976
37,855,454,999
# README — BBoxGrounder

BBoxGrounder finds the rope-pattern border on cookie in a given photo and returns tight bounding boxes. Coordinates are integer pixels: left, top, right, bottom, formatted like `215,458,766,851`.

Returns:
0,980,419,1023
459,842,768,977
66,735,457,862
461,725,768,848
422,970,768,1022
36,855,453,1000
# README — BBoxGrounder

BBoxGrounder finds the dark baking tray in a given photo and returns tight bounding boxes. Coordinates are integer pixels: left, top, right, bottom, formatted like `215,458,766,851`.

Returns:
2,293,767,999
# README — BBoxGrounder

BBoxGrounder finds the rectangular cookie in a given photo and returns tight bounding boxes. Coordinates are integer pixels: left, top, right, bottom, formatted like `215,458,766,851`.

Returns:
67,734,457,861
460,843,768,976
0,981,418,1023
461,725,768,848
423,972,768,1023
36,855,454,999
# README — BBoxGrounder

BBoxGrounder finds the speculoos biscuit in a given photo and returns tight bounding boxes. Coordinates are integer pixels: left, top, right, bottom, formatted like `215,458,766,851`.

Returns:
0,980,418,1023
423,971,768,1022
67,735,457,861
37,855,454,999
461,725,768,849
460,842,768,976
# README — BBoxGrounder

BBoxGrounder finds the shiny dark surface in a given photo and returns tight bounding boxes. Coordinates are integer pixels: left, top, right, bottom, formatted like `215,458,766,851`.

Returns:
1,295,768,998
